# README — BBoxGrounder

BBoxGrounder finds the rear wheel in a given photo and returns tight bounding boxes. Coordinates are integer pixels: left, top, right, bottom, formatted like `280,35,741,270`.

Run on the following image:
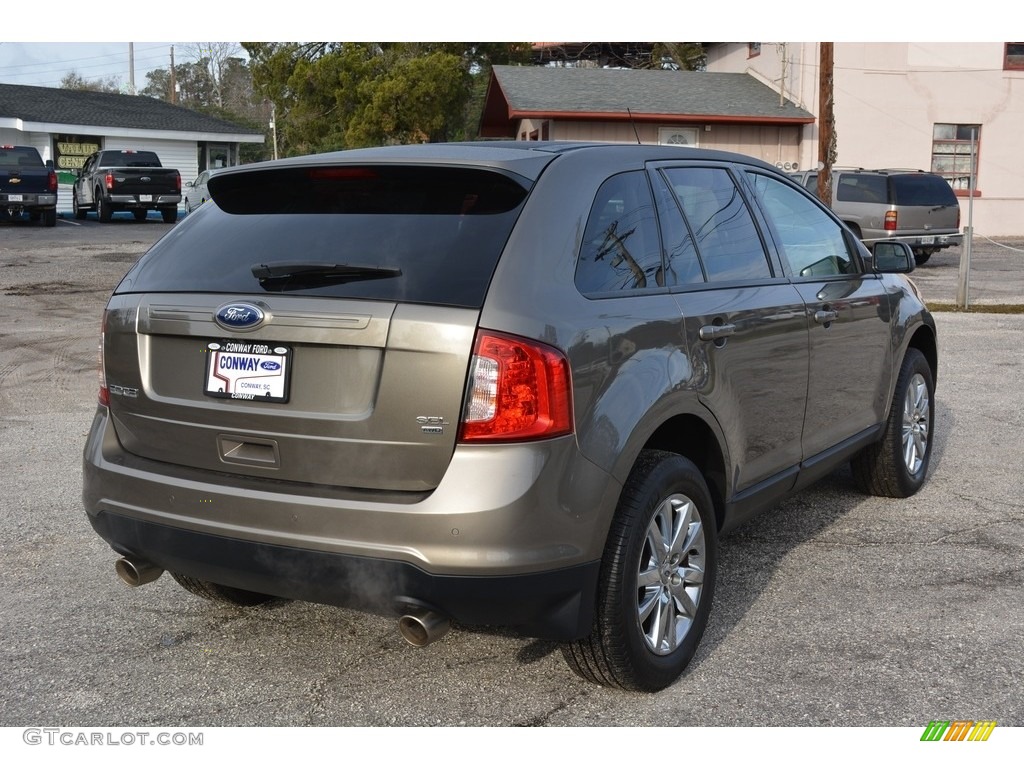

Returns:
914,250,933,266
171,573,278,607
97,194,112,223
42,209,56,227
132,209,147,221
562,450,717,691
852,348,934,497
161,207,177,223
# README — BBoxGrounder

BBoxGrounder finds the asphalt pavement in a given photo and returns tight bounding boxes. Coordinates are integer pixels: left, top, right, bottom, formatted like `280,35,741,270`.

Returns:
0,221,1021,735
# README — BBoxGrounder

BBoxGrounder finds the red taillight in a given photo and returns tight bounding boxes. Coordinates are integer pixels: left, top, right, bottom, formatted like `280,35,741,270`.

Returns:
459,332,573,443
175,173,181,193
104,171,114,191
884,210,897,231
47,170,58,193
98,311,109,407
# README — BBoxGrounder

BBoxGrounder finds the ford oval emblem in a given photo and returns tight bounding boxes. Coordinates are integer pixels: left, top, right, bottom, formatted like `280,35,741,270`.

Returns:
260,361,281,371
215,303,265,331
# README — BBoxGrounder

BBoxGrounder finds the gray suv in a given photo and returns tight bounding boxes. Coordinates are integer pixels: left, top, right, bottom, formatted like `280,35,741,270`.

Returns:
791,168,961,265
84,142,937,691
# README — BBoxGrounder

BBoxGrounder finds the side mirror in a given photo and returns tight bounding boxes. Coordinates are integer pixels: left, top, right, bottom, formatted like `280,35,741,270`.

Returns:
185,180,195,188
872,241,915,273
45,159,55,170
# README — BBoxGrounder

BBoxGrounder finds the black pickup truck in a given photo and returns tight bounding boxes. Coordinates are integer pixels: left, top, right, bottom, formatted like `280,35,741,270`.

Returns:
73,149,181,223
0,145,58,227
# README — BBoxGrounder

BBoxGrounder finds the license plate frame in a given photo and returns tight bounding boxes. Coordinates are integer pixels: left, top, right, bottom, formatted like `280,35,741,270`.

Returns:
203,340,292,403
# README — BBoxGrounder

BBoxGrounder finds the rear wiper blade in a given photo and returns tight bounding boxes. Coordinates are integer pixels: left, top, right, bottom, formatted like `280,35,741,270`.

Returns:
252,261,402,288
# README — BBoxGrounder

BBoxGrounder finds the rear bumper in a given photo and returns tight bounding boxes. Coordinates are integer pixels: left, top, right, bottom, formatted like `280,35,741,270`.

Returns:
862,232,962,251
83,407,615,639
109,194,181,207
90,510,598,639
1,192,56,207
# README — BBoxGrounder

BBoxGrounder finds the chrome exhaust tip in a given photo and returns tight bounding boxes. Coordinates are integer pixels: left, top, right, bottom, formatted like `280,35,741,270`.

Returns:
114,557,164,587
398,609,451,647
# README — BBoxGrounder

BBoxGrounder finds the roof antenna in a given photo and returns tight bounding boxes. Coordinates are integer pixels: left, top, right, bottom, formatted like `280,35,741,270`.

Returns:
626,108,641,144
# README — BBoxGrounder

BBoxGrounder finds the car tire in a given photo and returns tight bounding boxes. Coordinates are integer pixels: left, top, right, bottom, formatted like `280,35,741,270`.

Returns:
562,450,717,691
183,198,192,213
171,573,278,607
161,207,177,224
133,209,147,222
852,348,934,498
72,192,88,220
42,209,56,227
97,194,112,223
914,251,932,266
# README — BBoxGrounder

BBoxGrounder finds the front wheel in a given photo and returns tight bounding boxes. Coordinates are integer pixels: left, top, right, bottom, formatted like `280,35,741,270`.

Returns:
852,348,934,497
562,450,718,691
72,192,87,220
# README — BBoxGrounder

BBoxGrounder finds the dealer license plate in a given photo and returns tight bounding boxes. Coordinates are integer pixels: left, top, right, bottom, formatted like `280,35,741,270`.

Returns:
139,194,153,202
8,194,22,202
203,341,291,403
919,236,935,245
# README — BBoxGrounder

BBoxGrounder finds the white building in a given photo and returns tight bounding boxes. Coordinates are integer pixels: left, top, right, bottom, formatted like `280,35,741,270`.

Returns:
706,43,1024,237
0,83,264,216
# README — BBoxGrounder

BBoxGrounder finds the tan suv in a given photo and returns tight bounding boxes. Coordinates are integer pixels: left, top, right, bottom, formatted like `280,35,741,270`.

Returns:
84,142,938,691
791,168,961,265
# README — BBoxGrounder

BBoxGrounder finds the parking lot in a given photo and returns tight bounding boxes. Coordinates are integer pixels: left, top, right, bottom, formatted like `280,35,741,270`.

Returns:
1,218,1022,729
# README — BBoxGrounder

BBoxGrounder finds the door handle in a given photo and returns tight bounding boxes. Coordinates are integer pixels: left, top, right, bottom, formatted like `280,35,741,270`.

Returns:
814,309,839,325
699,323,737,342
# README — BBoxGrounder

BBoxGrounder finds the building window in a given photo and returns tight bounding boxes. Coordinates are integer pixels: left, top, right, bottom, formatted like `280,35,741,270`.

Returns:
658,127,698,146
932,124,981,191
1005,43,1024,70
748,43,761,58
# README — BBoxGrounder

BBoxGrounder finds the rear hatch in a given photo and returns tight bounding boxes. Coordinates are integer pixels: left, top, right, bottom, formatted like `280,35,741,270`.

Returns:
890,173,960,234
103,161,533,492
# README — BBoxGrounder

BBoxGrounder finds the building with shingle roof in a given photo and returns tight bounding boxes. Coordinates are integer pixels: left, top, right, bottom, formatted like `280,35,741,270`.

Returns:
0,83,264,215
480,65,815,171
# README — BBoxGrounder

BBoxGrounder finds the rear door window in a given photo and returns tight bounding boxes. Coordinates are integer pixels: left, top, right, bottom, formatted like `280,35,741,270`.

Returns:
661,167,772,282
116,165,531,309
836,174,889,203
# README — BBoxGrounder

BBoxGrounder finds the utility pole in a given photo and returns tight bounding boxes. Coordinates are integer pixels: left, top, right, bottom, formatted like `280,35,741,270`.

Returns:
129,43,136,95
170,46,177,105
817,42,835,206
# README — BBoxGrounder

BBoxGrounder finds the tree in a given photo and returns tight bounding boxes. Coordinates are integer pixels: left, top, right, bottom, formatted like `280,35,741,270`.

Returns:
60,70,122,93
182,43,243,109
140,60,214,107
243,42,531,156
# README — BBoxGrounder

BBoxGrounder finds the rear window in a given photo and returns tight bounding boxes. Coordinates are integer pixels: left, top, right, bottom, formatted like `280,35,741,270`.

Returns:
0,147,43,167
116,165,531,309
100,151,162,167
891,174,958,206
